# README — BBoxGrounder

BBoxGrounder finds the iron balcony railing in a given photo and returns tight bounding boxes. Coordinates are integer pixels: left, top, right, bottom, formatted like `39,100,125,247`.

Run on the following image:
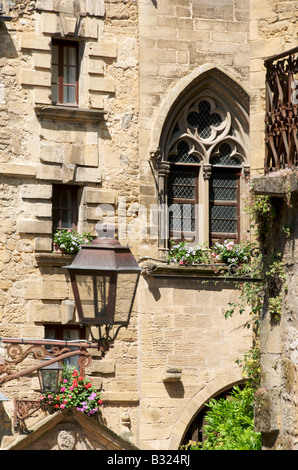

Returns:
264,47,298,173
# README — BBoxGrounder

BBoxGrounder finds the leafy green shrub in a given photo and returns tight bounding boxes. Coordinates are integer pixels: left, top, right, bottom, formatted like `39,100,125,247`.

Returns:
182,385,261,451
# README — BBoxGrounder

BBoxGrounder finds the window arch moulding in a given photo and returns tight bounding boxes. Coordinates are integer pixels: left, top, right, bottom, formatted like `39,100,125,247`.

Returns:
149,67,250,251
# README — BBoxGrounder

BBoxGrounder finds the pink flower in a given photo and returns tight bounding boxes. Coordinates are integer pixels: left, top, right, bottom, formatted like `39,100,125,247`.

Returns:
60,404,66,409
226,242,234,250
69,386,74,391
60,386,66,392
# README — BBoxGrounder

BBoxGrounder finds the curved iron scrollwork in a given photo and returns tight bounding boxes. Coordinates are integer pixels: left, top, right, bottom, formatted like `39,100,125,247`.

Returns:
0,339,94,386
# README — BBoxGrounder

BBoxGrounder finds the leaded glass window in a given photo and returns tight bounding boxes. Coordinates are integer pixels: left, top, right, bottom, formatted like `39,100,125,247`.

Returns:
209,144,240,245
162,87,248,246
168,167,198,240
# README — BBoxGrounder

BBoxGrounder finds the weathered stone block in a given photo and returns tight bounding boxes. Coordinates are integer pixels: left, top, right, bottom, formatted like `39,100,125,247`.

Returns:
88,77,115,93
22,184,52,200
17,220,52,234
40,12,59,34
75,166,102,183
0,164,36,178
78,17,98,39
88,42,117,59
20,33,51,51
35,164,62,181
20,70,51,87
31,302,61,322
34,237,53,252
83,188,118,205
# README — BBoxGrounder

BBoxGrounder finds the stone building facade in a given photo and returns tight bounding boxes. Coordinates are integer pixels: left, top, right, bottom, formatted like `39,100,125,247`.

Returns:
0,0,295,451
249,0,298,451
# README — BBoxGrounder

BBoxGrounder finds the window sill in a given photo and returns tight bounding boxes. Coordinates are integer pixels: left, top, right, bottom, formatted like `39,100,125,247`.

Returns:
35,252,75,267
141,260,228,278
140,261,262,282
34,105,107,123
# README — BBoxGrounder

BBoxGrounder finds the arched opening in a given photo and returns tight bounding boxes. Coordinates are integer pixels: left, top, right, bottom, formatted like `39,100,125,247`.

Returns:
153,67,250,249
180,382,246,446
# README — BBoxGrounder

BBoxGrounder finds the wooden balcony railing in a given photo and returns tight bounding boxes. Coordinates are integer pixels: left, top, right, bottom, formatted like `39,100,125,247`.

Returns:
264,47,298,173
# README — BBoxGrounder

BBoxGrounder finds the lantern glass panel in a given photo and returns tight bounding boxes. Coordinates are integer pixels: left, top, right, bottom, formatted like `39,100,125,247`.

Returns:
114,273,139,324
76,274,112,323
38,366,62,394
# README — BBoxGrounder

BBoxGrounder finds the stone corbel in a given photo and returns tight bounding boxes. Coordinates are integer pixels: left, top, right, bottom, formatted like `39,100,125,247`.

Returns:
149,147,162,172
203,163,212,180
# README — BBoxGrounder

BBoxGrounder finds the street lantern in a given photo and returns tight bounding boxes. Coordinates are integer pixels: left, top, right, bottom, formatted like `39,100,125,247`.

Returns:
37,358,63,395
64,225,141,350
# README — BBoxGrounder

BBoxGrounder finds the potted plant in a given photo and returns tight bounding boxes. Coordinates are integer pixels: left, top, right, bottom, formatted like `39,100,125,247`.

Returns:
39,367,102,417
53,228,93,254
167,240,211,265
211,240,251,265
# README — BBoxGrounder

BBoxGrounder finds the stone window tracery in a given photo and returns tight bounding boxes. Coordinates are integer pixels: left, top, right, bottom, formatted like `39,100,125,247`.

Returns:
155,81,249,249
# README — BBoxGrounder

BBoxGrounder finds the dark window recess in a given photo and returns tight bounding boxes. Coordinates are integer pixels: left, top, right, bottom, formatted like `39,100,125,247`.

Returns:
51,39,79,106
167,140,200,242
209,168,240,245
44,325,86,370
167,166,199,242
52,185,78,232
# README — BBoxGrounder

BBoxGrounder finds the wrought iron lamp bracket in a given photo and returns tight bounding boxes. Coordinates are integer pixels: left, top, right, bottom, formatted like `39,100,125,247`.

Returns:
0,339,94,386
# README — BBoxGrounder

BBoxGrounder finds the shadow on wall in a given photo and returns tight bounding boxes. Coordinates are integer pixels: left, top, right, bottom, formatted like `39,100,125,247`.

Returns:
144,275,239,302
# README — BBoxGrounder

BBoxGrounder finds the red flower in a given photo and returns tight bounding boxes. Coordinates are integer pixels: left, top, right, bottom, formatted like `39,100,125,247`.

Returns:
72,379,78,387
84,383,92,389
54,404,59,408
72,370,78,377
78,376,84,381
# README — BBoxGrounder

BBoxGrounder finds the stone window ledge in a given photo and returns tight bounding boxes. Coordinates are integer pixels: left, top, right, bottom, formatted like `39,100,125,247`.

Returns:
34,105,107,123
35,252,75,267
140,261,229,279
253,172,298,197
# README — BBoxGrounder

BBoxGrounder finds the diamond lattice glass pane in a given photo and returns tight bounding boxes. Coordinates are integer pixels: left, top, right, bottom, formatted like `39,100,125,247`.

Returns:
210,205,237,233
168,140,200,163
210,173,237,201
168,171,195,199
169,204,195,231
187,100,222,139
210,143,241,166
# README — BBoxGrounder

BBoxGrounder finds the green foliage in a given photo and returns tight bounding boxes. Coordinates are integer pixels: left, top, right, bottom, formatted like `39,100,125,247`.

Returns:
53,228,93,253
182,385,261,451
167,240,211,265
236,347,261,389
212,239,251,264
39,367,102,416
167,239,252,266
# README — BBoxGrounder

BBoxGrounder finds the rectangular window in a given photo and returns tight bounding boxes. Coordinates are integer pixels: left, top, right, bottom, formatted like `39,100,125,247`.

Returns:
44,325,86,370
51,40,79,106
167,166,199,241
209,169,240,245
52,185,78,232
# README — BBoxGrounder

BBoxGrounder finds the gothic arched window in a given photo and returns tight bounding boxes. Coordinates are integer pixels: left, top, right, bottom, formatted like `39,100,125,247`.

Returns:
157,74,249,248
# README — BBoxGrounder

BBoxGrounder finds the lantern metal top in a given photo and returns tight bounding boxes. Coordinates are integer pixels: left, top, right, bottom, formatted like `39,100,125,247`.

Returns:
63,224,142,274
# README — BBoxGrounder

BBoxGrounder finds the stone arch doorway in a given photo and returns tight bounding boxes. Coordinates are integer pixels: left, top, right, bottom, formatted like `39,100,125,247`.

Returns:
180,382,246,446
168,370,246,449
